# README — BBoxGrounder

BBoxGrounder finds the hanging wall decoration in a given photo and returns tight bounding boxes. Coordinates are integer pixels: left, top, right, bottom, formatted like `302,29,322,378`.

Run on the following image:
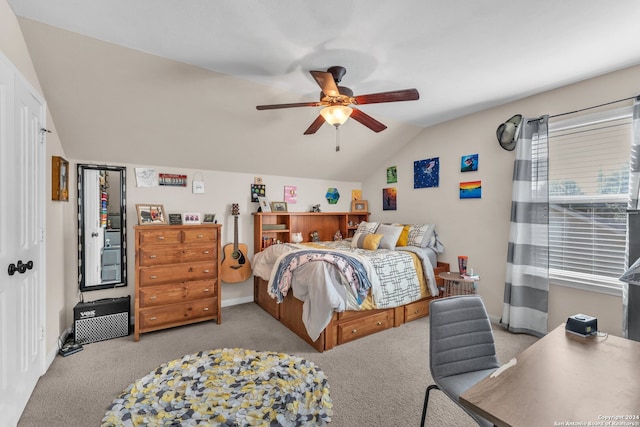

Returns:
326,188,340,204
284,185,297,204
352,189,362,201
159,173,188,187
460,181,482,199
414,157,439,188
382,187,397,210
251,184,266,202
192,172,205,194
387,166,398,183
461,154,479,172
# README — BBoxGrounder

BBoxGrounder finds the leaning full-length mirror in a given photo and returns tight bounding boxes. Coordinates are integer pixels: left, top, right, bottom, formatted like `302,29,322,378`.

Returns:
78,164,127,291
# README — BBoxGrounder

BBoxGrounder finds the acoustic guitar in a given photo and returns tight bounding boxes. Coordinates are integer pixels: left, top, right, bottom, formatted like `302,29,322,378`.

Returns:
221,203,252,283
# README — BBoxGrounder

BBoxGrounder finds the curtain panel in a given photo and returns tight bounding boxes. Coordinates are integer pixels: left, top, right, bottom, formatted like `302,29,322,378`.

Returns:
501,116,549,337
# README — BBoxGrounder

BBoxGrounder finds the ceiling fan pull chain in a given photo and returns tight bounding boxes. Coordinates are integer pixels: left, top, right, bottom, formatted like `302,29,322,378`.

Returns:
335,126,341,152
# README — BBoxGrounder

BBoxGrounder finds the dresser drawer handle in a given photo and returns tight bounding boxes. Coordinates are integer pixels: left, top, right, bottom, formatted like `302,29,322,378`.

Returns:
156,236,165,240
377,321,382,325
204,288,210,292
150,295,157,300
149,316,157,321
351,329,357,334
203,269,210,273
203,307,209,311
414,310,419,314
197,234,204,238
149,255,157,259
149,275,158,279
203,250,210,254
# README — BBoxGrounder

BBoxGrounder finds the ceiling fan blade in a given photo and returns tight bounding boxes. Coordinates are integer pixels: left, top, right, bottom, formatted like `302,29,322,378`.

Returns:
256,101,322,110
303,115,326,135
350,108,387,133
354,88,419,105
310,70,340,97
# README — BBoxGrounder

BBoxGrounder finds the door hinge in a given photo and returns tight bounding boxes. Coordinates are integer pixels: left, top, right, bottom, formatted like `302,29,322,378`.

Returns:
40,327,45,341
40,227,45,243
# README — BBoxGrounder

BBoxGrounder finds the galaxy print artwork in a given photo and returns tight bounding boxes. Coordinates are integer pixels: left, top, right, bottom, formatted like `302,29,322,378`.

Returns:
414,157,439,189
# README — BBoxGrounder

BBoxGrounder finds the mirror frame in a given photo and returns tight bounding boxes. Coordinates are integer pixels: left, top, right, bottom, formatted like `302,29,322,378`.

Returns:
77,164,127,291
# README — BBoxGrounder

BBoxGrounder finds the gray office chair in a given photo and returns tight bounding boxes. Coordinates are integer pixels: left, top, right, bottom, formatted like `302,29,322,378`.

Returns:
420,295,499,427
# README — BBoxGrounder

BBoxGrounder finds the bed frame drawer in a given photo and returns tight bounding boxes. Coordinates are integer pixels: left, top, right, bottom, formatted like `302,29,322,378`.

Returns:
404,298,431,322
337,310,393,345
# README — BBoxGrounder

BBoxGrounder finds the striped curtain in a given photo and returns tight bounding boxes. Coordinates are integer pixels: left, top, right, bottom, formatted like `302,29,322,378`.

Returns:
501,116,549,337
623,98,640,338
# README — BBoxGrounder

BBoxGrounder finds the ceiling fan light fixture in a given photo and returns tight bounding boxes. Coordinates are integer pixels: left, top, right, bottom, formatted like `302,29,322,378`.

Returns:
320,105,353,127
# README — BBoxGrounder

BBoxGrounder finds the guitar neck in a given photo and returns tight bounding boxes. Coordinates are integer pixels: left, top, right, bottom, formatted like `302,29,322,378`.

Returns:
233,215,239,251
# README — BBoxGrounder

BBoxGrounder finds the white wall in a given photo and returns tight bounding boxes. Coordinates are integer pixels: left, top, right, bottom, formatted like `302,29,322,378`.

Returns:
363,65,640,337
67,160,361,324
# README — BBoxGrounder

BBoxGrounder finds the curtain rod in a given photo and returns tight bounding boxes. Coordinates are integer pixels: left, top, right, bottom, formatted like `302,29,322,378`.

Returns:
528,94,639,122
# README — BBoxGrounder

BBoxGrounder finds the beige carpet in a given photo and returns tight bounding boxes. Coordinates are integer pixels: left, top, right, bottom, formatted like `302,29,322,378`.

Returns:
18,302,537,427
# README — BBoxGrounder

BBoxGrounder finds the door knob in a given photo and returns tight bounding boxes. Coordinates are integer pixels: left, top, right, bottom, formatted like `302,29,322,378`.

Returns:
8,263,17,276
17,260,27,274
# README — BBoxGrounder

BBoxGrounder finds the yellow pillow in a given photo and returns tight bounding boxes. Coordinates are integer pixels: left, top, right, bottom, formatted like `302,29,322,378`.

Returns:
396,225,411,247
351,232,383,250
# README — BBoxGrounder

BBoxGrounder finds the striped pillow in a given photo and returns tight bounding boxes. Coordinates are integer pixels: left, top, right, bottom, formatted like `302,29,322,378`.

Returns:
351,232,383,250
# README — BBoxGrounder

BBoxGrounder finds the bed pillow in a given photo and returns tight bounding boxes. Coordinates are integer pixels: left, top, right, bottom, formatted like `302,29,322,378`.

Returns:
355,221,380,235
351,232,383,250
407,223,436,248
395,224,412,247
376,224,404,250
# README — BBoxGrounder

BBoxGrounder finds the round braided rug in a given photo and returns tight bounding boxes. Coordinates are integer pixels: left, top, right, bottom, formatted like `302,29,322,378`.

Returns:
101,348,333,427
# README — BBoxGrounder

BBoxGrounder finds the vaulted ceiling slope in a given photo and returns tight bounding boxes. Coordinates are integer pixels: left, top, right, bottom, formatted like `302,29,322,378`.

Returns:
9,0,640,181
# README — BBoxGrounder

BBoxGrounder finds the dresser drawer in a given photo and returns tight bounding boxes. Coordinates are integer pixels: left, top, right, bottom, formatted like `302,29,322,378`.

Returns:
183,228,218,244
404,298,430,322
138,229,183,245
139,298,216,330
337,310,393,345
138,245,216,266
139,262,217,286
139,280,216,307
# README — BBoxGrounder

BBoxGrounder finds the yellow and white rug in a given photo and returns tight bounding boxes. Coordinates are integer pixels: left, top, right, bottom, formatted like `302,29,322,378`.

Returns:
101,348,333,426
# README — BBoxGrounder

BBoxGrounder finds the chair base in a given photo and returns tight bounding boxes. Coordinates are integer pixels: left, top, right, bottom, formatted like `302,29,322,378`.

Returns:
420,384,440,427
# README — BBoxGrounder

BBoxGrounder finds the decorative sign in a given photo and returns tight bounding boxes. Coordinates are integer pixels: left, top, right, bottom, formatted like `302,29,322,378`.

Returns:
168,213,183,225
159,173,187,187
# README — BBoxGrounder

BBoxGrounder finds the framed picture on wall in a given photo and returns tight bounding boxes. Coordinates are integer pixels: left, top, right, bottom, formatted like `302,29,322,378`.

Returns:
136,204,166,225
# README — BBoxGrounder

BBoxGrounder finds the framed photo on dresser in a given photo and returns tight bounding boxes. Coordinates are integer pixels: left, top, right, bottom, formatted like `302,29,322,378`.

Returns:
136,204,166,225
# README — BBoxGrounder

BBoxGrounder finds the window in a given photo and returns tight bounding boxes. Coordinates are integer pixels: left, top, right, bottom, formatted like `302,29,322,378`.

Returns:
548,106,632,295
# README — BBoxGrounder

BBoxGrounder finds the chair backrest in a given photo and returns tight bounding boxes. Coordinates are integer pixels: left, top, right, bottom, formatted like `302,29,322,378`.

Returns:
429,295,499,380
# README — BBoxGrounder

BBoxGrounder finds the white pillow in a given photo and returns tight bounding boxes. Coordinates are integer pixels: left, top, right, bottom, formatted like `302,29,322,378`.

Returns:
407,223,436,248
376,224,404,250
355,221,380,235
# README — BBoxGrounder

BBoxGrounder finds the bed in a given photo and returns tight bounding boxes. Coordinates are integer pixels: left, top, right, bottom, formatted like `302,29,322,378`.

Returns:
252,221,449,352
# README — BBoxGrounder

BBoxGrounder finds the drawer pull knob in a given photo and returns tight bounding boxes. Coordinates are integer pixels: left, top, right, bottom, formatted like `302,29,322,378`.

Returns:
156,236,165,240
203,307,209,311
377,321,382,325
150,295,157,300
149,255,157,259
204,288,210,292
351,329,357,334
414,310,419,314
150,317,157,321
150,275,157,279
204,269,210,273
197,234,204,238
203,251,210,254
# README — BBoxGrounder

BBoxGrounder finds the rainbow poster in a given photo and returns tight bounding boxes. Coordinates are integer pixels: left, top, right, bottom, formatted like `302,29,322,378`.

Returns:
460,180,481,199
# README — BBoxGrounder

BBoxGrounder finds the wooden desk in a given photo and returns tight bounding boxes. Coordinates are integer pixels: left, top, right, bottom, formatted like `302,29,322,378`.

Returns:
459,324,640,427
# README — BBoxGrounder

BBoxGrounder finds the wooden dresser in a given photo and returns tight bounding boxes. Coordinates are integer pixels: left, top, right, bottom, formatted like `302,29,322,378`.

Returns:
134,224,222,341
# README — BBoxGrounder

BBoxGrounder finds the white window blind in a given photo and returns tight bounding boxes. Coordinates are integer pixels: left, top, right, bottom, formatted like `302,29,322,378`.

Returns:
548,106,632,294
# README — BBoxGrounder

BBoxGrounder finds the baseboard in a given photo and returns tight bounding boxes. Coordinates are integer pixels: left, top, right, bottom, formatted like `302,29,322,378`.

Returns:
221,296,254,307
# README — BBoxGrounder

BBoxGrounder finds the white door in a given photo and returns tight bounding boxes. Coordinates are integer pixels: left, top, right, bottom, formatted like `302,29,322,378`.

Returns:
0,54,46,426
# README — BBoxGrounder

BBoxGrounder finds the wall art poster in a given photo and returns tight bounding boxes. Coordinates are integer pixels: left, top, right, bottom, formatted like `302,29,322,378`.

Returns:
251,184,266,202
460,180,482,199
284,185,297,204
382,187,397,210
461,154,479,172
135,168,158,187
352,189,362,201
414,157,439,189
387,166,397,183
159,173,187,186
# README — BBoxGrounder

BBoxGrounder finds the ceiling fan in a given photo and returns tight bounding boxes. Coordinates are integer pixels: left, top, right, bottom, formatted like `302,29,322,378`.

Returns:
256,66,420,135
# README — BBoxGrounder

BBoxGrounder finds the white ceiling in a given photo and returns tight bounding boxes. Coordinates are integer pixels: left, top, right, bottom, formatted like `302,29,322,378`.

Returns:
8,0,640,181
